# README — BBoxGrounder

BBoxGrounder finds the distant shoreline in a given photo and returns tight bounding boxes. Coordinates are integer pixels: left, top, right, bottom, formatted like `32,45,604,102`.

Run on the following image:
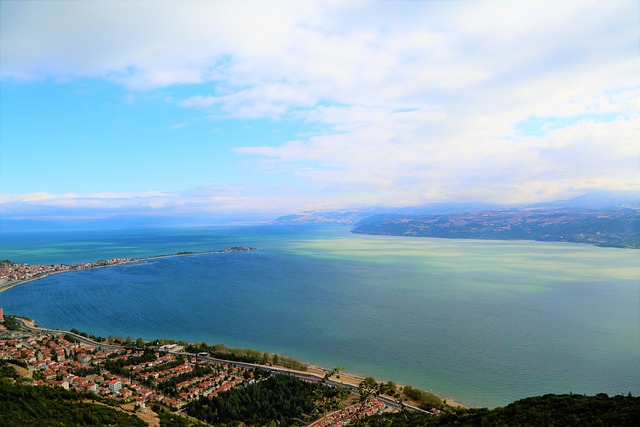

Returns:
349,208,640,249
0,246,257,293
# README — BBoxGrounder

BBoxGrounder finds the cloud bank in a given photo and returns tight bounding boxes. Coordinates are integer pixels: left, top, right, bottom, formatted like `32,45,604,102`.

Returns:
1,0,638,219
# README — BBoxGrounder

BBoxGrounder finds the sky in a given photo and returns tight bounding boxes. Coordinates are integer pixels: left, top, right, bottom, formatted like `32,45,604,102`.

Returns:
1,0,638,221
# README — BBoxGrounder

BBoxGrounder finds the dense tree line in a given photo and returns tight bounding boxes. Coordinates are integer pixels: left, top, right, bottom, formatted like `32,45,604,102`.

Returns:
186,374,347,426
0,360,22,379
402,385,443,409
63,333,80,343
351,393,640,426
152,404,208,427
69,328,107,343
2,316,21,331
1,358,27,369
186,342,307,371
103,349,157,376
71,366,102,377
0,378,145,427
57,328,309,372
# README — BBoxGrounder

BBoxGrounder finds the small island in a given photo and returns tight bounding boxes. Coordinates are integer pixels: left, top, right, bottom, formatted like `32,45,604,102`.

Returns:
0,247,257,293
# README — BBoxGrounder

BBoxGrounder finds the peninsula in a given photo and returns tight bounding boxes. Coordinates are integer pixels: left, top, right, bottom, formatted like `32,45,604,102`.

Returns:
0,246,257,293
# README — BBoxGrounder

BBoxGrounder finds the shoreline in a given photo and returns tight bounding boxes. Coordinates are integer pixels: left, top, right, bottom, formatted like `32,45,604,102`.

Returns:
0,246,257,293
2,315,466,410
1,245,467,408
302,364,465,408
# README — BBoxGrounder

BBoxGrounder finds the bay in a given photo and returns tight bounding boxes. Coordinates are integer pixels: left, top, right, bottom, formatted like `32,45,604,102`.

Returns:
1,225,638,407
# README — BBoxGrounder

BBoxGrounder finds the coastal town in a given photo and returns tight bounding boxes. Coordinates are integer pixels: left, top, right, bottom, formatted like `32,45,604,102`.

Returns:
0,312,392,426
0,247,446,426
0,258,134,292
0,321,253,410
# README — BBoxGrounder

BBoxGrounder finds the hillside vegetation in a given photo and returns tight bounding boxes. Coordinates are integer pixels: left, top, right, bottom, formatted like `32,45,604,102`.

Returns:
352,208,640,248
0,378,145,427
2,360,639,426
352,393,640,426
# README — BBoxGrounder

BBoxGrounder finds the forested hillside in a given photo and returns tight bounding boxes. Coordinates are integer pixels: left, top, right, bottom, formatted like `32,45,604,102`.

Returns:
351,393,640,426
352,208,640,248
186,374,348,426
0,378,145,427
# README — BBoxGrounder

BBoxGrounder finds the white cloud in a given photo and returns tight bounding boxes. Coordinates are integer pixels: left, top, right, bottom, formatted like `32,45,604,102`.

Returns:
0,185,342,219
168,121,190,130
1,0,638,210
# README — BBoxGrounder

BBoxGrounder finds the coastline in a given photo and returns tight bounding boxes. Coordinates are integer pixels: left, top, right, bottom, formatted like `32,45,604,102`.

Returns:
303,364,465,408
0,246,257,293
2,245,464,407
1,314,465,410
1,228,637,410
0,270,69,293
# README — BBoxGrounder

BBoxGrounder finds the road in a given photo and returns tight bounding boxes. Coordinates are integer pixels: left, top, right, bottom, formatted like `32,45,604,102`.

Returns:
15,318,122,351
14,320,430,414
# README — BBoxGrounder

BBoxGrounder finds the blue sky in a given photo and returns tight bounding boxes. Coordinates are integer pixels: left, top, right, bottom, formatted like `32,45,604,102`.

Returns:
1,1,638,220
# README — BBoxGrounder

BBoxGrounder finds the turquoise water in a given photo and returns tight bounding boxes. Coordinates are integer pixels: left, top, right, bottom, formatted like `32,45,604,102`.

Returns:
1,225,638,407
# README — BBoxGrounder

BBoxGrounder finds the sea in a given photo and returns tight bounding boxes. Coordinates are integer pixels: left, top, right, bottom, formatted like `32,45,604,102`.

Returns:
0,225,638,408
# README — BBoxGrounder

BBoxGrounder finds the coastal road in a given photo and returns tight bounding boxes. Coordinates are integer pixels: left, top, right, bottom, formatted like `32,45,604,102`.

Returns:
14,319,122,351
185,352,429,414
14,320,429,414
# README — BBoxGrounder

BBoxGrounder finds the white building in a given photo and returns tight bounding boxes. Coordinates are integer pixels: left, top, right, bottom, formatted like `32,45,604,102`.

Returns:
108,380,121,393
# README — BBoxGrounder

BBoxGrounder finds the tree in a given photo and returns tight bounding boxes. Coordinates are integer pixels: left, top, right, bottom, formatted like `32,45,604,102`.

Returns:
402,385,442,409
382,381,397,395
311,367,346,420
357,377,381,417
2,316,20,331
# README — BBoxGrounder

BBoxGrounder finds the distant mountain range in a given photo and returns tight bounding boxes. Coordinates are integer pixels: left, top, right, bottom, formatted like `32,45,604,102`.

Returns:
272,191,640,248
272,191,639,224
270,202,508,225
3,191,638,248
524,190,640,210
0,212,265,233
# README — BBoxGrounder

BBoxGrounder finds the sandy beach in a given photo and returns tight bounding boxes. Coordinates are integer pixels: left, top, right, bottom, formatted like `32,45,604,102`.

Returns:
304,364,464,408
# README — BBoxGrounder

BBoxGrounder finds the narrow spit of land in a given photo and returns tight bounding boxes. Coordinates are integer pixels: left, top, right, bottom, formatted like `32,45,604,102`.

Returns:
0,246,257,293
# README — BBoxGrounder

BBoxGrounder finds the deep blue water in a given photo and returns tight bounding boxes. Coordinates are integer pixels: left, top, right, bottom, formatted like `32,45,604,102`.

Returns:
1,225,638,407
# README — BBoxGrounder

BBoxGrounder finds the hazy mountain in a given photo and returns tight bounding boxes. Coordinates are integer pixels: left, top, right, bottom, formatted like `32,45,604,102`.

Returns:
271,208,386,225
0,213,265,233
271,191,640,225
3,191,637,232
527,190,640,209
270,202,506,225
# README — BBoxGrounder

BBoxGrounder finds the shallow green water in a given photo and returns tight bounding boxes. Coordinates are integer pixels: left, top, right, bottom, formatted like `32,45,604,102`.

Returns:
1,225,638,407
